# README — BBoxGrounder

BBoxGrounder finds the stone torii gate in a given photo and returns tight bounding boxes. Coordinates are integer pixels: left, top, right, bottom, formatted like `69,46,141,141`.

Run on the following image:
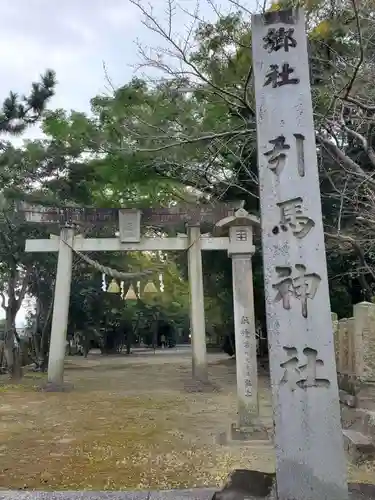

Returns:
23,202,261,432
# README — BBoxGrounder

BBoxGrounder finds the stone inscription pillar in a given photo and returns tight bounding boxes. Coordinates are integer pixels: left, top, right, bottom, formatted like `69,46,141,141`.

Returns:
47,225,75,387
215,209,267,436
252,8,348,500
230,227,259,428
187,224,208,382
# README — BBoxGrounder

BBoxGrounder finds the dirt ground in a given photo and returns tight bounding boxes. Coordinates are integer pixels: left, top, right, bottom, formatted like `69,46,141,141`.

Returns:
0,348,374,491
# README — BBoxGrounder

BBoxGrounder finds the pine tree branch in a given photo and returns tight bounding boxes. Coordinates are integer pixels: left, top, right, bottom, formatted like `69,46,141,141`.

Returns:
0,70,56,135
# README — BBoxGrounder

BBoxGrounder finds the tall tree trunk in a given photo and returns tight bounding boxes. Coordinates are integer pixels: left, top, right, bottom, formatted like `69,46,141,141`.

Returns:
30,296,42,364
39,298,53,371
0,341,4,372
29,287,54,371
4,307,22,380
3,268,31,380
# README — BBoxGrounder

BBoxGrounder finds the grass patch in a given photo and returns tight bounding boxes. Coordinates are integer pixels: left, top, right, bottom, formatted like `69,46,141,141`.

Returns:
1,390,224,490
0,372,46,393
1,355,374,490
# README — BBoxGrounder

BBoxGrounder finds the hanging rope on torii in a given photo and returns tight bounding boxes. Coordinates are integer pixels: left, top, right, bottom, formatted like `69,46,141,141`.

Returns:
62,239,164,281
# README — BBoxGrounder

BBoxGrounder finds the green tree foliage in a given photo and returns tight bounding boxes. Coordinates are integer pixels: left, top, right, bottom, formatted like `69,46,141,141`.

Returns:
123,0,375,320
0,141,93,376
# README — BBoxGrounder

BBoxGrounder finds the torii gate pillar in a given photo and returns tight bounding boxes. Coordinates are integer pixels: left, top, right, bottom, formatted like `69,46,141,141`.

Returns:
187,225,208,383
47,225,75,388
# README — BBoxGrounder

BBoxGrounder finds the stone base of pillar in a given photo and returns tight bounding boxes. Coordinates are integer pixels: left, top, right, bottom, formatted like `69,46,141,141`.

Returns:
230,422,270,441
38,381,74,392
184,378,219,393
216,423,271,446
192,362,208,384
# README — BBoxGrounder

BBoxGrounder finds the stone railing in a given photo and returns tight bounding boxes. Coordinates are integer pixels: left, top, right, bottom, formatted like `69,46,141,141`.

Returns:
333,302,375,395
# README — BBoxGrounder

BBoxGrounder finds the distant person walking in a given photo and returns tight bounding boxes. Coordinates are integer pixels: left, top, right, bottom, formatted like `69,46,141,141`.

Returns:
161,334,166,349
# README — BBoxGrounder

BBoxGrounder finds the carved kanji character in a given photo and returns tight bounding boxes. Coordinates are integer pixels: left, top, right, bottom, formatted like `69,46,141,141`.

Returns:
280,346,330,391
264,135,290,175
272,265,321,318
263,27,297,53
241,329,251,338
277,197,315,239
244,378,252,396
264,63,300,88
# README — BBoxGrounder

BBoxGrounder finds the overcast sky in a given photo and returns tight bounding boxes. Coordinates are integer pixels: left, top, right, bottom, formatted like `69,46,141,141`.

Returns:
1,0,161,112
1,0,260,143
0,0,258,325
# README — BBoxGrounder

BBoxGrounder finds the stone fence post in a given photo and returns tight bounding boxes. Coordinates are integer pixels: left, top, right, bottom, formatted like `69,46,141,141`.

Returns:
332,312,339,368
353,302,375,385
333,302,375,395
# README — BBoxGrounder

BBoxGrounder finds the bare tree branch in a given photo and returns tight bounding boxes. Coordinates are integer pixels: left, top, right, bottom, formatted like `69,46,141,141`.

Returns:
342,95,375,113
325,232,375,288
133,127,251,153
317,134,375,184
342,0,364,99
130,0,250,110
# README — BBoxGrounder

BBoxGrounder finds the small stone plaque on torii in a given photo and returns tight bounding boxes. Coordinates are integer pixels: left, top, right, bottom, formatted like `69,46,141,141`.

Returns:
118,209,141,243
